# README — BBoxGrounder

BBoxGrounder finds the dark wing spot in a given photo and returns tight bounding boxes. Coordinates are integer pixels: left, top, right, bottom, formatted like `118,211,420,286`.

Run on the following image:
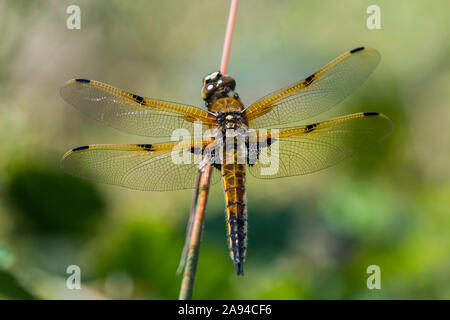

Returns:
363,112,380,116
190,147,202,155
350,47,365,54
75,78,90,83
137,144,154,151
72,145,89,152
263,137,274,147
305,123,318,133
304,73,315,86
133,94,145,104
247,137,275,166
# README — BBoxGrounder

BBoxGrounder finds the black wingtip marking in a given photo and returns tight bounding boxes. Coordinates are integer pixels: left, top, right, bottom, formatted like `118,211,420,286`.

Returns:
350,47,365,54
235,262,244,275
133,94,144,104
75,78,90,83
363,112,380,116
72,145,89,152
305,123,318,133
137,144,154,151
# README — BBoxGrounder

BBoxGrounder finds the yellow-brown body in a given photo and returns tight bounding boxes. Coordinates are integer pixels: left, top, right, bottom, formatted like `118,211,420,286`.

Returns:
208,97,248,275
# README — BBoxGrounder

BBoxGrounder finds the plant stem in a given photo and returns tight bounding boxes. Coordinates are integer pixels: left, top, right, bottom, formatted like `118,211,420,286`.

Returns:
178,0,239,300
178,164,212,300
176,172,201,275
220,0,240,75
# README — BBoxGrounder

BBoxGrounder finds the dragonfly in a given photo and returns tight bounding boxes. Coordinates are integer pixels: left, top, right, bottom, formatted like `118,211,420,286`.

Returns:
60,46,393,275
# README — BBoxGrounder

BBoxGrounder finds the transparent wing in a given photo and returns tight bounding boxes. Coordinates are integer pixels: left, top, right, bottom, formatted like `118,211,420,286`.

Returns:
244,47,381,129
60,141,221,191
60,79,215,137
248,112,393,179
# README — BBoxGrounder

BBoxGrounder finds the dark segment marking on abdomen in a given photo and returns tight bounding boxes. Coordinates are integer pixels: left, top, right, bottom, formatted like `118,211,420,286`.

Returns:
226,201,246,208
224,186,245,193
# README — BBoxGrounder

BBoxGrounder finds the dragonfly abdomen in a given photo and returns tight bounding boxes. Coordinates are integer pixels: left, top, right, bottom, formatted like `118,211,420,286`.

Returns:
222,162,247,275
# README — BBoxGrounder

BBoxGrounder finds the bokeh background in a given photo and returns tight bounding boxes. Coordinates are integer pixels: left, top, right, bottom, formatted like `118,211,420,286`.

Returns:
0,0,449,299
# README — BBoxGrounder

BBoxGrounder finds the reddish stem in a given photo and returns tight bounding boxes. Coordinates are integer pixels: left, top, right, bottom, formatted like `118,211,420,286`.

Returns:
220,0,240,74
178,0,239,300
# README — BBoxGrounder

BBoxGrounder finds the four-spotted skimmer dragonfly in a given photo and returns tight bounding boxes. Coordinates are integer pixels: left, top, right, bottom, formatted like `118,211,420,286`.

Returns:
60,47,393,275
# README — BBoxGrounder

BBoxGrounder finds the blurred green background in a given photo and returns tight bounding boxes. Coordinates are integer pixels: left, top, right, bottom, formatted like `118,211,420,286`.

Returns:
0,0,449,299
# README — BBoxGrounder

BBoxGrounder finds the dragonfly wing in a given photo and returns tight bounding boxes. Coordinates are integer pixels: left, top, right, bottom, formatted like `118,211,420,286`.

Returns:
248,112,393,179
60,140,221,191
244,47,381,129
60,79,215,137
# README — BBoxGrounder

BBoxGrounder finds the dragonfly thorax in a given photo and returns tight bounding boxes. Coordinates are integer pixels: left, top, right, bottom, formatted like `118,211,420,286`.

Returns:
216,111,246,131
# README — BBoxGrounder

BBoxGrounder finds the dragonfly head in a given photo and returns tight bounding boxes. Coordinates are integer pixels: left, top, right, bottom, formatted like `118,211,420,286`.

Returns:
201,71,237,105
